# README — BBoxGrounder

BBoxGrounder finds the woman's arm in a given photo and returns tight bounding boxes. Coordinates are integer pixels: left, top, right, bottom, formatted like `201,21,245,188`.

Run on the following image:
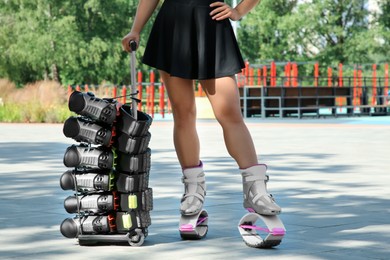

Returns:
122,0,160,52
210,0,260,21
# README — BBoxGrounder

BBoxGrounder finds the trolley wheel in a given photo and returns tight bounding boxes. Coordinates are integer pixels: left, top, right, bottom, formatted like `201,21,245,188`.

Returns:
128,229,145,246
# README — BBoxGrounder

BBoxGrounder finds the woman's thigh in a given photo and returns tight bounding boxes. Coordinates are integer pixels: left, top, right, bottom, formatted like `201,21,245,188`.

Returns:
159,70,196,116
200,76,243,123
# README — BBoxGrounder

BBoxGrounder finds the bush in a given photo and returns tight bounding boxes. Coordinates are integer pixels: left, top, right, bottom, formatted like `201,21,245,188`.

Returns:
0,103,23,122
0,79,72,123
0,78,17,100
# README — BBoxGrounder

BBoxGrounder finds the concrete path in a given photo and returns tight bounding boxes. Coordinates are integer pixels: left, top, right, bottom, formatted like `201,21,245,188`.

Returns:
0,117,389,260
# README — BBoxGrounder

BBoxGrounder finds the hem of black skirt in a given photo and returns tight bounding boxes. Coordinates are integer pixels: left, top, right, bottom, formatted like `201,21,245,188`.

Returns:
142,62,244,80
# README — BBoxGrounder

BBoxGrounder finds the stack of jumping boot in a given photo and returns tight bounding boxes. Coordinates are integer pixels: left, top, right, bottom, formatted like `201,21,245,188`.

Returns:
59,91,153,246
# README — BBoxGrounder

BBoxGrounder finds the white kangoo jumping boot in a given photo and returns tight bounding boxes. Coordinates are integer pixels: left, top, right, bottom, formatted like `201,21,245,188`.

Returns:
180,163,206,216
241,164,281,215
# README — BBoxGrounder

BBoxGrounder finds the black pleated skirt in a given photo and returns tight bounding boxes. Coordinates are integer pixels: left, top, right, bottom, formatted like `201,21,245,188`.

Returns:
142,0,245,80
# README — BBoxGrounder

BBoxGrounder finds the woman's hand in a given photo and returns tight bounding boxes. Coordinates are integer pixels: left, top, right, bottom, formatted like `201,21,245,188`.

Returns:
209,2,241,21
121,0,160,52
121,32,140,52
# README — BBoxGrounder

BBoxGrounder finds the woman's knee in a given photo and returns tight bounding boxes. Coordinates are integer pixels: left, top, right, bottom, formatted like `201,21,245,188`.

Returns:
169,91,196,121
200,76,243,124
214,106,243,126
172,103,197,124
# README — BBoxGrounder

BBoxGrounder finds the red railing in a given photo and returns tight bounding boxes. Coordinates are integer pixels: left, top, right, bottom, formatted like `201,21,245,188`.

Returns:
67,62,389,118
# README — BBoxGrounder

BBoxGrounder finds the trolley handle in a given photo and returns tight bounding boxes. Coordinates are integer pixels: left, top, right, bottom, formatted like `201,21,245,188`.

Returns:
130,40,137,52
129,40,138,120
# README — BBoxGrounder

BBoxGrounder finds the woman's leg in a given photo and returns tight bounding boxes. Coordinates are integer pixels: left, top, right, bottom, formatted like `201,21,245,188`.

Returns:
200,76,281,215
199,76,258,169
159,70,205,215
159,70,200,168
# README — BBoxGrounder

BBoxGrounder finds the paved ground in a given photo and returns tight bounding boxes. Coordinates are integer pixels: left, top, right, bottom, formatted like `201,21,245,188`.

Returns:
0,116,389,260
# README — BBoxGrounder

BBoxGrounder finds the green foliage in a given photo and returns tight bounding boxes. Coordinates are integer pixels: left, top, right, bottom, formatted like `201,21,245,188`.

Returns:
0,0,388,86
0,103,22,122
0,79,71,123
376,1,390,63
0,102,72,123
238,0,298,63
0,0,157,86
239,0,388,68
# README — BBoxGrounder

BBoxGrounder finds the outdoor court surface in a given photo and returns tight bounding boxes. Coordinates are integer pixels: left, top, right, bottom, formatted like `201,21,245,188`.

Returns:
0,116,389,259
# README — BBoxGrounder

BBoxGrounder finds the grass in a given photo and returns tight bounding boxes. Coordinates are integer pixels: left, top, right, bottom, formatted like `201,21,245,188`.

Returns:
0,79,73,123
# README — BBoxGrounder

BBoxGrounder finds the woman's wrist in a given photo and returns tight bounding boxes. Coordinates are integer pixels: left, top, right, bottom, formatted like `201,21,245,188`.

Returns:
232,8,243,21
235,0,260,20
130,23,142,35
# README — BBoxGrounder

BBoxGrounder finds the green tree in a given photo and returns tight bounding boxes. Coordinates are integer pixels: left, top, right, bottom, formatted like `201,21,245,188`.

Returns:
279,0,379,66
1,0,387,86
237,0,387,69
0,0,157,86
237,0,298,63
0,0,82,84
376,0,390,63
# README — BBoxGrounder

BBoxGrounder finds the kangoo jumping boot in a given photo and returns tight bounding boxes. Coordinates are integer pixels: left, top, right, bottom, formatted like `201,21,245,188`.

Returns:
241,164,281,215
180,163,206,216
60,169,114,192
63,116,113,146
68,91,118,125
60,215,112,238
63,193,118,214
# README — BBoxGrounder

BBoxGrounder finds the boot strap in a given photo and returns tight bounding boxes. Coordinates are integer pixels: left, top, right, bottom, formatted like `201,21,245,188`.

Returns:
181,177,206,202
181,175,206,203
182,192,205,202
181,176,205,184
251,193,275,204
243,174,269,183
